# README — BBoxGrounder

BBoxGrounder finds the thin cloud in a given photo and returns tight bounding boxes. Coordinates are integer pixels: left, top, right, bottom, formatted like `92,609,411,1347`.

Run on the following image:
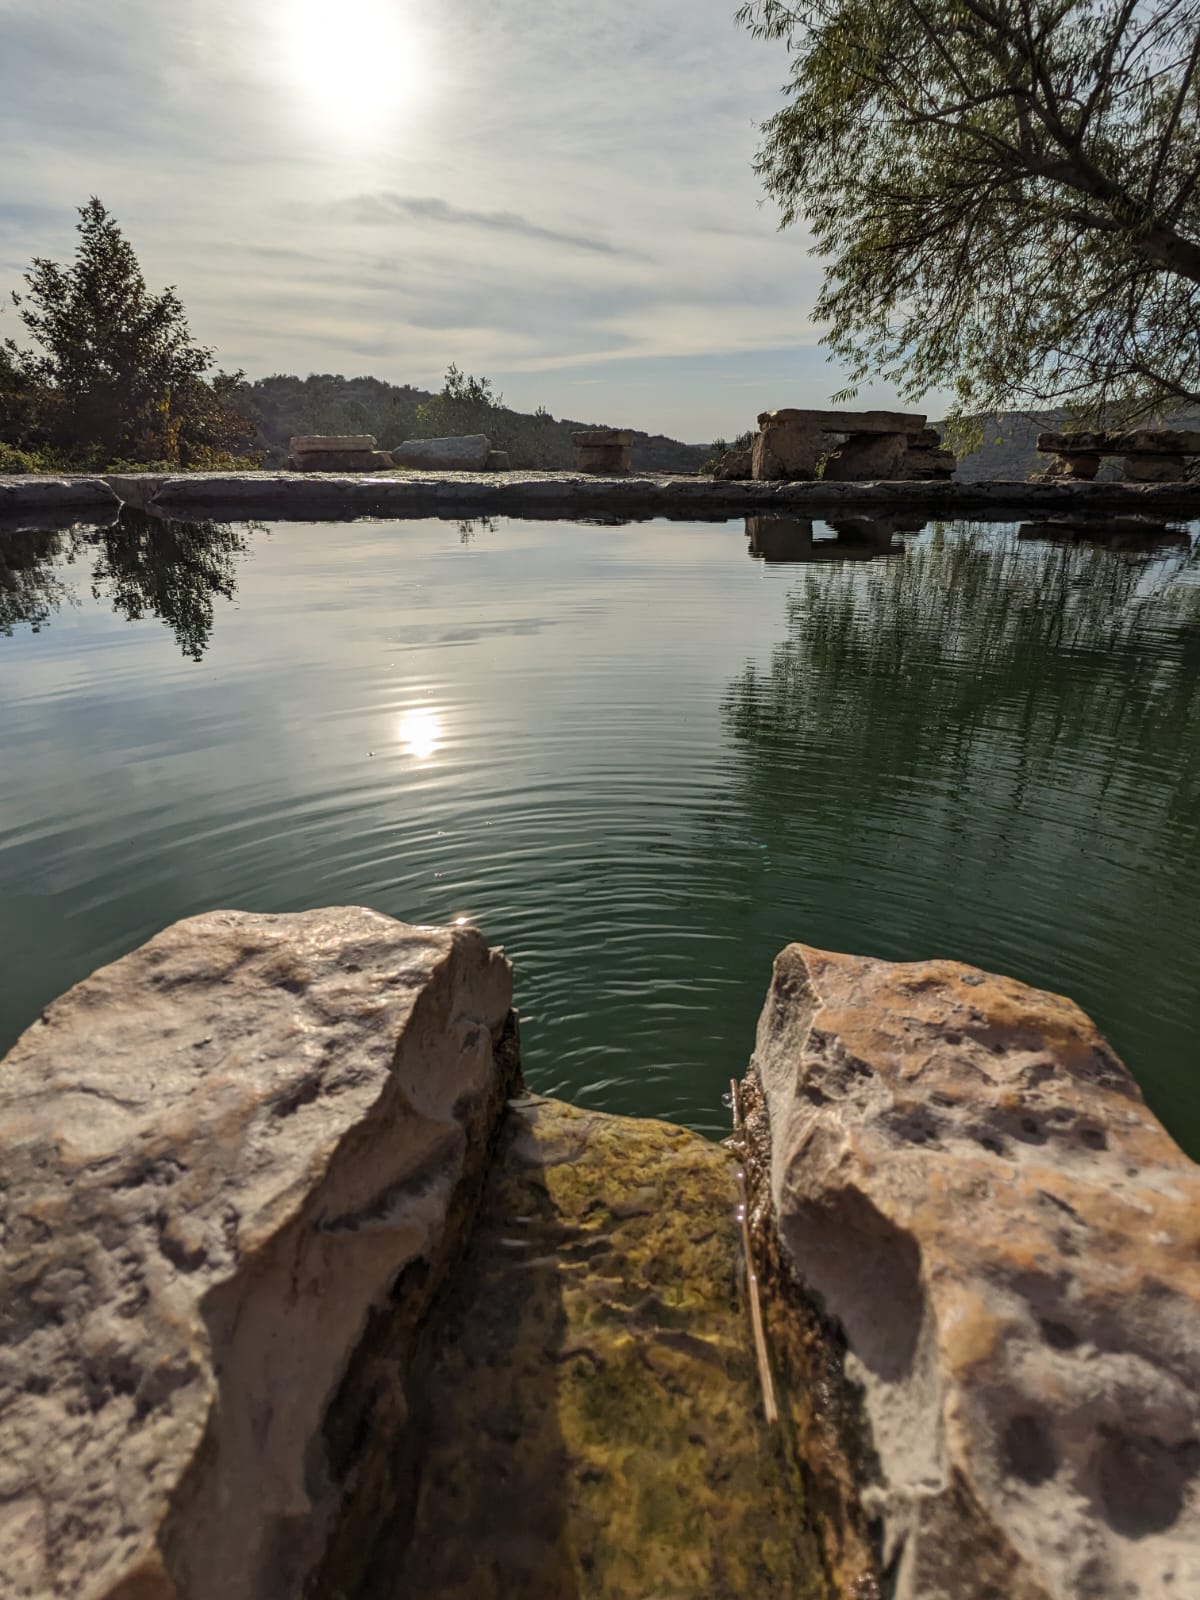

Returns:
320,192,648,261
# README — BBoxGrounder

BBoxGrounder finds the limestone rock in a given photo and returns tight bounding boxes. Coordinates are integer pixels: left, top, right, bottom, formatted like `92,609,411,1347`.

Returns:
289,449,380,472
901,447,957,480
391,434,492,471
0,908,516,1600
287,434,377,454
1044,453,1101,480
484,449,510,471
822,431,908,481
0,476,120,522
1123,454,1186,483
746,944,1200,1600
752,423,823,481
570,429,635,475
757,408,927,436
345,1095,827,1598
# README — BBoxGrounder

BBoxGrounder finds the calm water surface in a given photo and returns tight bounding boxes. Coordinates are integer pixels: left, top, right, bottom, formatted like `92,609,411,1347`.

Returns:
2,512,1198,1151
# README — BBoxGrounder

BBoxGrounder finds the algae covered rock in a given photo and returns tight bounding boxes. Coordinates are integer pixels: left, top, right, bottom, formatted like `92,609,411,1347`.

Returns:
745,943,1200,1600
0,908,516,1600
345,1095,829,1600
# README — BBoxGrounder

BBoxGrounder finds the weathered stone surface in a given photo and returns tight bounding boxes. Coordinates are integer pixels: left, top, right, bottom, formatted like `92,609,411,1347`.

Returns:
484,449,510,471
101,473,171,511
752,423,823,481
339,1094,828,1599
822,431,909,481
288,434,377,454
901,447,957,480
391,434,492,471
0,907,516,1600
571,430,634,475
290,449,381,473
758,408,927,436
744,944,1200,1600
1043,452,1101,480
40,467,1195,524
569,429,635,448
1123,454,1186,483
1039,428,1200,456
0,475,120,522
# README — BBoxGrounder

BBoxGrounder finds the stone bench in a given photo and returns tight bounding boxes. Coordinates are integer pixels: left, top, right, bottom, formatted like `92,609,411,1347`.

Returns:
752,409,955,482
1037,428,1200,483
288,434,393,472
571,429,635,475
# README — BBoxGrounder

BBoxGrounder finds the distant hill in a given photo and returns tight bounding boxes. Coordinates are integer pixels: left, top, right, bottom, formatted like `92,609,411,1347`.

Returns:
239,373,708,474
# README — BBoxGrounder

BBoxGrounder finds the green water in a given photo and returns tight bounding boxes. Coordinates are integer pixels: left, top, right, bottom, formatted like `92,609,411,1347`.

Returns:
2,512,1198,1153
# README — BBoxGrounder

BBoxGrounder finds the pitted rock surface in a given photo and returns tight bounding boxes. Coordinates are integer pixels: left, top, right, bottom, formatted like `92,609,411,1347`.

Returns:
0,908,515,1600
747,944,1200,1600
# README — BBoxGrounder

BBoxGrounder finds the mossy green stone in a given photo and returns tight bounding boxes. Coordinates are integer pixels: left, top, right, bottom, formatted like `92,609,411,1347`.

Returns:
379,1095,829,1598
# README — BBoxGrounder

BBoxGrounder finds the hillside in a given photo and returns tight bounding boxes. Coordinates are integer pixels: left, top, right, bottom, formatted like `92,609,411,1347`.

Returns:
240,373,708,474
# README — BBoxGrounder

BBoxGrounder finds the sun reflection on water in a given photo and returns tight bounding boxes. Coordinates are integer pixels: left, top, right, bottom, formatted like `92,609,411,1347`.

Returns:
397,706,442,761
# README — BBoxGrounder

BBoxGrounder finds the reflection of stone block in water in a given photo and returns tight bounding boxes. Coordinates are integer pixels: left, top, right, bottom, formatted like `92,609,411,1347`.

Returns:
745,515,908,563
1018,519,1190,551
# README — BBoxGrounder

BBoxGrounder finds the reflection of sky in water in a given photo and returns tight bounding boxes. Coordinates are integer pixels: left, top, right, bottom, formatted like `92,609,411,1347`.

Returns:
2,515,1199,1154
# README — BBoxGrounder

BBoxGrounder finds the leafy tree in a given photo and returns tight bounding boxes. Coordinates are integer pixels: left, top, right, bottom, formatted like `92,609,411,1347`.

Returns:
5,198,256,466
738,0,1200,433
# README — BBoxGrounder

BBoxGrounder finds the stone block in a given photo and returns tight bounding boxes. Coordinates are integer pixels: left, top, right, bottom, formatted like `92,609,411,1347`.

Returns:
288,435,377,455
485,450,510,471
752,423,823,481
290,449,381,472
1123,454,1186,483
743,943,1200,1600
0,908,516,1600
571,430,634,475
391,435,492,471
822,431,909,481
757,408,927,436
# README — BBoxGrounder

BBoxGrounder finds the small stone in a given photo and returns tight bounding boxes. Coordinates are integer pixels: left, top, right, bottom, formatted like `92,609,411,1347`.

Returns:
485,450,510,472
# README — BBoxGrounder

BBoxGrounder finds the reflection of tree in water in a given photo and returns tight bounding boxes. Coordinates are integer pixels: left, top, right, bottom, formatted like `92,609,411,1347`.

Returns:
0,512,258,661
724,525,1200,834
0,529,80,637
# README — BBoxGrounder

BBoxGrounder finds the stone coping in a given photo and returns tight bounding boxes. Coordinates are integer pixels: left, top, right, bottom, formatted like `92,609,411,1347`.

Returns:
1,470,1199,526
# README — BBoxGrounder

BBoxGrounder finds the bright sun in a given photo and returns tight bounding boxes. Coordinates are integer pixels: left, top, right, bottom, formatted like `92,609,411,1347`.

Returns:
285,0,425,135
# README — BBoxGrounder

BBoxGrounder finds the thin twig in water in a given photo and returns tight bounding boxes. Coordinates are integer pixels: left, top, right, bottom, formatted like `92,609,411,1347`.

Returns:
731,1077,778,1426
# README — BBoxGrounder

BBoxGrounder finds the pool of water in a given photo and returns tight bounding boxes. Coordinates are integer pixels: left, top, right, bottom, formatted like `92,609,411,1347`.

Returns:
2,511,1198,1152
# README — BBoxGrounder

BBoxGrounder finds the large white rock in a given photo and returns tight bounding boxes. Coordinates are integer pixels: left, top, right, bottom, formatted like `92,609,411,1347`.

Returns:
390,434,492,471
0,908,515,1600
745,943,1200,1600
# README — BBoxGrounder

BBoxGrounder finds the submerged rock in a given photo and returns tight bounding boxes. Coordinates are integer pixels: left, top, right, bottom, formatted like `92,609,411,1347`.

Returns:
339,1094,828,1599
0,908,516,1600
742,944,1200,1600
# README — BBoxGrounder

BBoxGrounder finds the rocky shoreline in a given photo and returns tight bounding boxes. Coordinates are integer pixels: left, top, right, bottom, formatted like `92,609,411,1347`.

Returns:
2,911,1197,1598
2,469,1200,526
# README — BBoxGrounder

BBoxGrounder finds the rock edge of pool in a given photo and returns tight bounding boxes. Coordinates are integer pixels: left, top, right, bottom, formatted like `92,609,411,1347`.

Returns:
4,468,1200,526
2,908,1196,1600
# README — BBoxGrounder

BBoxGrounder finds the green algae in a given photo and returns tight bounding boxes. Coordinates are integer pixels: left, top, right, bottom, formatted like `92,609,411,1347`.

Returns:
362,1094,830,1599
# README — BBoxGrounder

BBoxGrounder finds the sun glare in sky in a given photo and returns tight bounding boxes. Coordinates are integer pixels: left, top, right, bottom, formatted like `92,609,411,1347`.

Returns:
284,0,427,136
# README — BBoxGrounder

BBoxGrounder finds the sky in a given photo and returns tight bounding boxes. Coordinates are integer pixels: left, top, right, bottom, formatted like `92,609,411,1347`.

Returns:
0,0,938,442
